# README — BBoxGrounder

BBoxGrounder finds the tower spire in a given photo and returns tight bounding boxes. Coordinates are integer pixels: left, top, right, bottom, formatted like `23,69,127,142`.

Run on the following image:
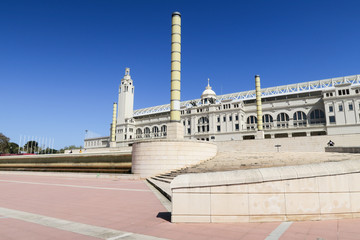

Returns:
206,78,211,89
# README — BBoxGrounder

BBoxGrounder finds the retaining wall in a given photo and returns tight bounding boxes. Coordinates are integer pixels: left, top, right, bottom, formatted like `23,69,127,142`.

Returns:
171,159,360,223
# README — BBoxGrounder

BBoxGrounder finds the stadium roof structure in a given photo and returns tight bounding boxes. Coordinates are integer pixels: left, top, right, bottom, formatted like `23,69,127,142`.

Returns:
133,74,360,117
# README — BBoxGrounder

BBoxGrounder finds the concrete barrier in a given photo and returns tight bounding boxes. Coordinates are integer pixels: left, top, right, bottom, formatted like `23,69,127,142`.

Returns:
171,159,360,223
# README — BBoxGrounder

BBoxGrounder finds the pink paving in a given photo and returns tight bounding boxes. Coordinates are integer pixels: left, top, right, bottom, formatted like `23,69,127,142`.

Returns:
0,218,98,240
1,172,360,240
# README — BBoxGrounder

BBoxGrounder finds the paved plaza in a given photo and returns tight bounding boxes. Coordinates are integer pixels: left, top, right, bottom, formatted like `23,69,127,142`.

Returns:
0,171,359,240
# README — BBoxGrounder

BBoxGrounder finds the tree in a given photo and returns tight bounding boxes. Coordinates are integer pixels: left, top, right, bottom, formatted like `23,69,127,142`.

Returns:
39,148,58,154
59,145,83,153
8,142,19,154
23,141,39,153
0,133,10,154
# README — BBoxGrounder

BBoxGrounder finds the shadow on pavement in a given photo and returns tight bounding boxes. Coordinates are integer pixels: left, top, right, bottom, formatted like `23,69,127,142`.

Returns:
156,212,171,222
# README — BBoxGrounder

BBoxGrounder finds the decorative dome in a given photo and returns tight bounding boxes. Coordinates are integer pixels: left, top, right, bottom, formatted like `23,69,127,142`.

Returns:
201,78,216,104
201,78,216,98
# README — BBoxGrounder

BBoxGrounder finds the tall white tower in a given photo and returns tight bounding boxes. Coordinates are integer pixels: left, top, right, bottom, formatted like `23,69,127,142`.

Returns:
117,68,134,124
115,68,135,145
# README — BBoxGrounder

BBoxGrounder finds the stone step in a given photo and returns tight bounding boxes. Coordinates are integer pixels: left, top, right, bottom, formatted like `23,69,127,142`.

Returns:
146,178,172,201
153,177,173,183
151,176,172,184
157,173,178,179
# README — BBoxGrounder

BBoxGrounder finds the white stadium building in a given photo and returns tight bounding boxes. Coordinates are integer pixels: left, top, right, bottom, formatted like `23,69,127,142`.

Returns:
84,68,360,149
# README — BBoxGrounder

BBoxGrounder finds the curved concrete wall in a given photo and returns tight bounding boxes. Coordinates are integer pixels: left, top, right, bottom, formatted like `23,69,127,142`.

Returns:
132,140,217,178
171,159,360,223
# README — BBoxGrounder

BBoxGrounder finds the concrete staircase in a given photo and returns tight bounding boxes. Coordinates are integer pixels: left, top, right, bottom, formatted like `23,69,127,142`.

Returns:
146,153,256,200
146,151,360,201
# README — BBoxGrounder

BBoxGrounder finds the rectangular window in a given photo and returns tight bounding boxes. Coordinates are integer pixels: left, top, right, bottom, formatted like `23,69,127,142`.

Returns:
188,120,190,125
229,116,232,121
329,116,336,123
217,126,221,132
223,116,226,122
235,124,239,130
187,128,191,134
235,115,239,121
338,90,342,96
339,104,343,112
329,106,333,112
217,117,220,122
349,103,353,111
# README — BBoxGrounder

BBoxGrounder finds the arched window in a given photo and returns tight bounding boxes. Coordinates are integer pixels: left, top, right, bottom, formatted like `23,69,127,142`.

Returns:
161,125,167,136
152,126,159,137
136,128,142,139
262,114,273,129
246,116,257,130
309,109,325,124
293,111,307,127
198,117,209,124
144,127,150,138
197,117,209,133
277,113,289,128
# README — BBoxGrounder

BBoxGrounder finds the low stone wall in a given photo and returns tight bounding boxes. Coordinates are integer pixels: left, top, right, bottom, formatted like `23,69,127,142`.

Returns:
0,153,132,173
216,133,360,152
131,140,217,178
326,147,360,153
171,159,360,223
65,146,132,154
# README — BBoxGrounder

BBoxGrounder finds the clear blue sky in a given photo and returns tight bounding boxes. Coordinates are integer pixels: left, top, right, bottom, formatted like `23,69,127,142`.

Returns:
1,0,359,149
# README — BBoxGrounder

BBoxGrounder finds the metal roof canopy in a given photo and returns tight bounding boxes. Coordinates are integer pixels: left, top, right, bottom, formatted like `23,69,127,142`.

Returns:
133,74,360,117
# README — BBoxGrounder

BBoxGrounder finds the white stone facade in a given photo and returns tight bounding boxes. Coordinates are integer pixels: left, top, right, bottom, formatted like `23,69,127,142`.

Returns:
84,72,360,148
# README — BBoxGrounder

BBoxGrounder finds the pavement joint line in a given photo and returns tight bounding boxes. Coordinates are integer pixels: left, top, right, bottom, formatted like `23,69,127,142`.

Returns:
265,221,293,240
107,233,133,239
144,180,172,212
0,179,151,192
0,207,168,240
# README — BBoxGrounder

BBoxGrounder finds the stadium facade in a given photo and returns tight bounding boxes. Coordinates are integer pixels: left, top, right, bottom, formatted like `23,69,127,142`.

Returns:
84,69,360,148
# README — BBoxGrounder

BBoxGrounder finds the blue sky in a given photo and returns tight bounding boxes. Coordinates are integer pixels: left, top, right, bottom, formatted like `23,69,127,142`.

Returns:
1,0,359,149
